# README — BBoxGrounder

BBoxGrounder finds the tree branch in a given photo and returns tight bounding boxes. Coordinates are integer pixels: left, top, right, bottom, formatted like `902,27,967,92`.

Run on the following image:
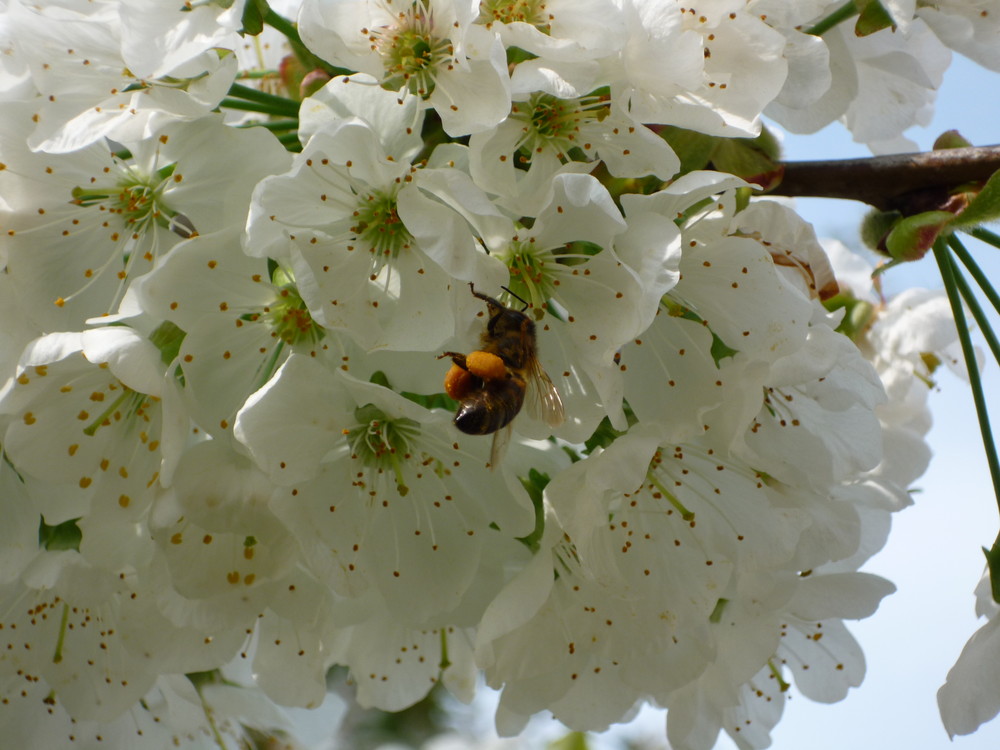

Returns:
767,145,1000,212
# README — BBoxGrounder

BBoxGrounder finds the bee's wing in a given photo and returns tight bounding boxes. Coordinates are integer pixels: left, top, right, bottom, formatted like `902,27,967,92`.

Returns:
489,423,513,471
525,360,565,430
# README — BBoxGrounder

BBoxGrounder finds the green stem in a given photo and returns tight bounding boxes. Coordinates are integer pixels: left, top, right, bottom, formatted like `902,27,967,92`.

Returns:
226,82,300,117
932,239,1000,515
275,131,302,146
219,97,295,117
238,69,279,80
951,268,1000,371
951,233,1000,316
805,1,857,36
264,7,351,77
237,118,299,132
970,226,1000,249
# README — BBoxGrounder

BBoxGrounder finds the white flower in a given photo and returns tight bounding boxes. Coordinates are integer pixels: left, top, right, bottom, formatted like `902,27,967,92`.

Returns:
608,0,788,137
0,548,239,723
0,328,167,529
298,0,511,135
918,0,1000,71
327,611,479,711
468,93,679,216
765,18,951,149
245,89,510,352
235,354,536,624
7,0,237,153
131,226,334,440
938,572,1000,737
118,0,246,79
619,176,815,446
1,112,290,329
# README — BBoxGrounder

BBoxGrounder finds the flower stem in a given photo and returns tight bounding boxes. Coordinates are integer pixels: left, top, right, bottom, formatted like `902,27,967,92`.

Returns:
237,118,299,132
225,82,300,118
950,234,1000,318
804,1,857,36
263,7,351,77
969,226,1000,249
933,239,1000,601
950,258,1000,371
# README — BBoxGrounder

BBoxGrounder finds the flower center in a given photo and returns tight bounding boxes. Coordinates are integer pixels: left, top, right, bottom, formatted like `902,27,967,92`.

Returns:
267,270,324,347
497,239,558,317
345,404,420,496
351,186,413,272
509,93,607,162
479,0,550,29
71,161,178,237
373,2,454,97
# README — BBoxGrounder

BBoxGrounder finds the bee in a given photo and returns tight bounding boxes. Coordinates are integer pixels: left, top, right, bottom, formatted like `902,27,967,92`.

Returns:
441,283,565,467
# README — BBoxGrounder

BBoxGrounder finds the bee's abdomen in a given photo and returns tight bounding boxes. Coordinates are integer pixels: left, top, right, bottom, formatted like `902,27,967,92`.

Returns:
454,377,525,435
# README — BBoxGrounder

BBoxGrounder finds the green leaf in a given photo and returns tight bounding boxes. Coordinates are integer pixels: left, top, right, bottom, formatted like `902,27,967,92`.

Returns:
710,137,783,190
658,126,716,174
39,518,82,551
149,320,187,366
884,210,954,263
854,0,896,36
953,169,1000,228
709,331,739,366
516,469,550,552
584,415,627,454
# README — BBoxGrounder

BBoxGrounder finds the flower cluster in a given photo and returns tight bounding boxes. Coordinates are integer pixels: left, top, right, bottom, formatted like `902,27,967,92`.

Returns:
0,0,990,747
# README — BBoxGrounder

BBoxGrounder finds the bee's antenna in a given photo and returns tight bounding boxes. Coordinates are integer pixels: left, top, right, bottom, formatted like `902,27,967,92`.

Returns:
501,286,529,311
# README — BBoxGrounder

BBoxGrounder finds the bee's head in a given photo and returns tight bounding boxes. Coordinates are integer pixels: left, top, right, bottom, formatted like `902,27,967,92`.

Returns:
487,304,533,338
468,283,533,337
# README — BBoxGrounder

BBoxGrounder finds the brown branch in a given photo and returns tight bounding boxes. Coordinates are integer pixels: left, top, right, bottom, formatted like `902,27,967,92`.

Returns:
767,145,1000,212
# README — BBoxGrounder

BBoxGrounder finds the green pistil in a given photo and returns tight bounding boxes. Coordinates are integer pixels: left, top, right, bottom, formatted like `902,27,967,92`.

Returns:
83,387,147,437
268,283,323,346
438,628,451,670
379,5,452,97
71,163,177,235
768,658,791,693
647,467,695,522
352,188,412,266
52,602,69,664
510,93,606,161
479,0,549,30
345,404,420,497
499,240,556,319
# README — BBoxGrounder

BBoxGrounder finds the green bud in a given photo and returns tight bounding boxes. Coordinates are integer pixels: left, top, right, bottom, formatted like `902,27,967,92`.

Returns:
933,130,974,150
884,210,955,263
860,208,902,253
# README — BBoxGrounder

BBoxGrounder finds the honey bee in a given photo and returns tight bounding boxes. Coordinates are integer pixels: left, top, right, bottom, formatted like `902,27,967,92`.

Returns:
441,283,565,467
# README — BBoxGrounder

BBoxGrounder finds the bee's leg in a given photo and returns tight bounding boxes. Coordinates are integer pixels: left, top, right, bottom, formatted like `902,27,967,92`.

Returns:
439,351,468,370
